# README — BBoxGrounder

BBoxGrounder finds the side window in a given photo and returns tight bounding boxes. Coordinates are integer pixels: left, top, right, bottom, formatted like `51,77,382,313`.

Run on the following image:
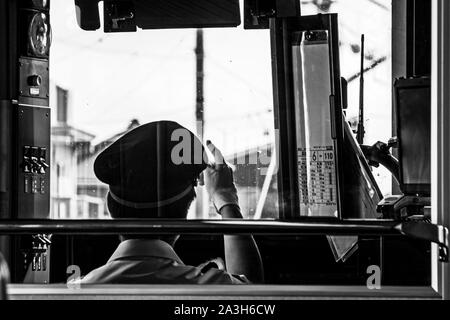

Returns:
301,0,392,196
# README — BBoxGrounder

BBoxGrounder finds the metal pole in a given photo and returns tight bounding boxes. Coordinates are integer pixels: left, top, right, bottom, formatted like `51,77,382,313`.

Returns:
431,0,450,300
357,34,365,145
194,29,207,218
0,219,404,236
195,29,204,139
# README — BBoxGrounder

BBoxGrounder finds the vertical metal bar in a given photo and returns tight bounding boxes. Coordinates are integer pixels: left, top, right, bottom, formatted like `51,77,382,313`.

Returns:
392,0,407,196
195,29,206,218
357,35,365,145
406,0,432,78
269,17,299,219
0,0,17,283
195,29,205,138
0,0,10,100
0,100,12,218
0,0,14,216
406,0,415,78
326,14,345,219
431,0,450,300
276,0,301,18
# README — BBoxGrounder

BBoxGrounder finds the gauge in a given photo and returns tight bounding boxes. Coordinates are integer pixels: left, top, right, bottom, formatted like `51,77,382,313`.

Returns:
28,12,52,57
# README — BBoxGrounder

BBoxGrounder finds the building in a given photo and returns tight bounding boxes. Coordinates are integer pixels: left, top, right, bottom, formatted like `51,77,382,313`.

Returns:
50,85,140,219
50,85,96,219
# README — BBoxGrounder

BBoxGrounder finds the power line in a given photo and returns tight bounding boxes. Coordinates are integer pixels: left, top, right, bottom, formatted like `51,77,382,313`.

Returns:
366,0,390,11
347,56,388,83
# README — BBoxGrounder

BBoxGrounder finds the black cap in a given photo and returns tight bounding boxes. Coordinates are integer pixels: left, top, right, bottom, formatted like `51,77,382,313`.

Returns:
94,121,208,207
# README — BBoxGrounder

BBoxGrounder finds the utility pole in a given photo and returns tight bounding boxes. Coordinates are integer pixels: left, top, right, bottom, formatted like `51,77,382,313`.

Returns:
357,34,366,145
195,29,206,218
195,29,204,140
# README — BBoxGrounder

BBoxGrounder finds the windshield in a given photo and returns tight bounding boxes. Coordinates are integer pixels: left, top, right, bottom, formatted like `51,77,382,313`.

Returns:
49,0,391,220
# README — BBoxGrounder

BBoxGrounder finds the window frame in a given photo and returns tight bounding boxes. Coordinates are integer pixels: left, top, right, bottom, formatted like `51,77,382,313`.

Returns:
0,0,448,300
431,0,450,301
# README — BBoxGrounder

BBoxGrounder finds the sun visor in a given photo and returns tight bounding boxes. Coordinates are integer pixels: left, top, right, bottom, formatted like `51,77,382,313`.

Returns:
75,0,241,32
133,0,241,30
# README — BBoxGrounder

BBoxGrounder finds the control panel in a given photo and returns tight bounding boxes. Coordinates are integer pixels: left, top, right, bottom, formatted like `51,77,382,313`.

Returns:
14,234,51,284
13,0,51,219
22,146,49,194
0,0,52,284
15,105,50,219
18,57,49,104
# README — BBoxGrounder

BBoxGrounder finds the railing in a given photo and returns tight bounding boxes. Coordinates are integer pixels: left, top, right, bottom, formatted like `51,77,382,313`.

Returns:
0,219,447,260
0,219,404,235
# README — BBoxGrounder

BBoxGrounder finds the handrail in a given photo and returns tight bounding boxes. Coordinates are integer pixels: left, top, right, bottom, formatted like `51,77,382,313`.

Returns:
0,219,446,261
0,219,402,236
0,218,447,267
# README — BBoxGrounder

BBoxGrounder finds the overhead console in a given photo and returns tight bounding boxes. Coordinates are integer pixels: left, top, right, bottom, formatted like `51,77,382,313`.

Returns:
74,0,241,32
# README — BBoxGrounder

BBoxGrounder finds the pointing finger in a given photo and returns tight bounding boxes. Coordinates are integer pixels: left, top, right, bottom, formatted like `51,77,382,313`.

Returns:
198,172,205,186
206,140,226,170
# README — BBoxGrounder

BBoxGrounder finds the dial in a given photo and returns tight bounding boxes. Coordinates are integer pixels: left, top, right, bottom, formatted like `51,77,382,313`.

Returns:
28,12,52,57
27,75,43,87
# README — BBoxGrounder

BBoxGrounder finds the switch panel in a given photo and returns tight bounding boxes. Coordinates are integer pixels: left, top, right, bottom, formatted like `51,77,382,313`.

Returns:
15,105,50,219
22,145,48,196
16,234,52,284
22,146,48,175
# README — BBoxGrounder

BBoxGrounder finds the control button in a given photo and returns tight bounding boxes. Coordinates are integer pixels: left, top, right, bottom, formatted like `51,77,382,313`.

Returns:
30,159,41,173
38,148,49,174
30,147,41,174
40,177,45,194
38,147,46,159
30,147,39,157
23,146,32,156
42,254,47,271
23,146,32,173
22,160,31,173
32,255,37,271
24,176,31,194
37,254,42,271
27,75,42,87
31,176,39,194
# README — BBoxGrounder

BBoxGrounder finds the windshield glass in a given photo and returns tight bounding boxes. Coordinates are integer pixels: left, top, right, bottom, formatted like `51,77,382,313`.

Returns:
50,1,277,220
49,0,391,220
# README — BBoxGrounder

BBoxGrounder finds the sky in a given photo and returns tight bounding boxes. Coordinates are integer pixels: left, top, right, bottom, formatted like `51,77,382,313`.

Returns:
49,0,393,194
